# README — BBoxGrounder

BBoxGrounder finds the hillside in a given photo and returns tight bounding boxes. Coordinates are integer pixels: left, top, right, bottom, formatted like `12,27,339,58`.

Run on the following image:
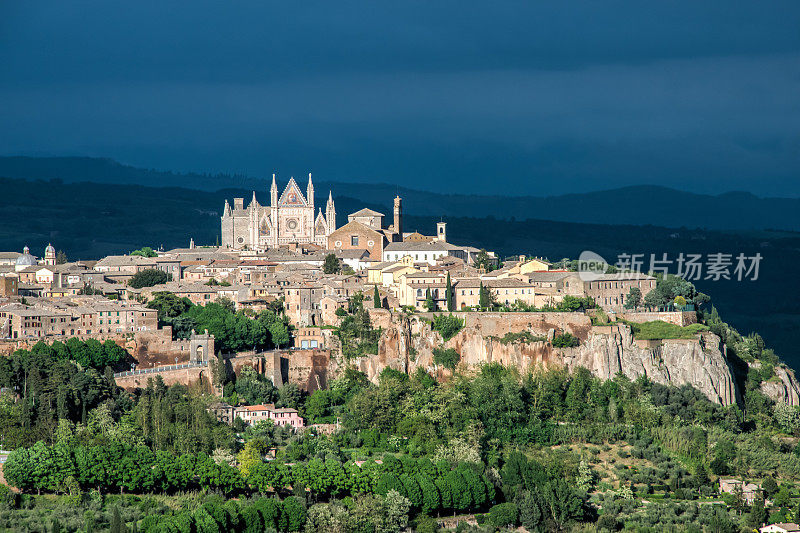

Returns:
2,175,799,370
3,156,800,231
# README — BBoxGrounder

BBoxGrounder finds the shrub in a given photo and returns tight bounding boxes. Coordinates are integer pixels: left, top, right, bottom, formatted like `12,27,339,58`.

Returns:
432,347,460,371
128,268,171,288
629,321,709,340
498,331,546,345
487,502,519,527
432,314,464,341
552,332,579,348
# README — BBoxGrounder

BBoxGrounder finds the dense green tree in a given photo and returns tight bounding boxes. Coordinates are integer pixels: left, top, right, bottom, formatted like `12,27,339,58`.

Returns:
624,287,642,309
323,254,341,275
280,496,307,532
373,285,381,309
130,247,158,258
488,502,519,527
432,347,460,372
128,269,171,289
445,272,454,311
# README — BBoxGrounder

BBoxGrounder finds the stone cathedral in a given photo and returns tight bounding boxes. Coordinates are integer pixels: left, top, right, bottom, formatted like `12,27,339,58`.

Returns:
221,174,336,250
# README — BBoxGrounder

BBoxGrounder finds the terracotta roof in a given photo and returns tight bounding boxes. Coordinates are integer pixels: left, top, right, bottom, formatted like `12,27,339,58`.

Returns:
349,208,385,218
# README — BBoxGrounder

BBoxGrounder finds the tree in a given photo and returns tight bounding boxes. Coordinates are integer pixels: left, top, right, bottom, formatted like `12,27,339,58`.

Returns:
130,247,158,258
323,254,341,275
748,496,767,528
128,269,170,289
280,496,307,532
383,490,411,533
552,332,579,348
55,250,68,264
473,249,495,272
488,502,519,528
431,314,464,341
110,507,123,533
445,272,454,311
373,286,381,309
424,288,436,312
432,347,460,372
417,475,440,514
478,282,496,310
624,287,642,309
761,476,779,497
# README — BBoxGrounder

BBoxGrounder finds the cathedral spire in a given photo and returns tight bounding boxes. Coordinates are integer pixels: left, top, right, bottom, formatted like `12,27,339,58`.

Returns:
251,190,258,207
270,173,278,208
325,190,336,233
307,173,314,208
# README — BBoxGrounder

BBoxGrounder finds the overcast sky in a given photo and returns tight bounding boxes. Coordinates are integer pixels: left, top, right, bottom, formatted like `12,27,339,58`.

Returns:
1,1,799,196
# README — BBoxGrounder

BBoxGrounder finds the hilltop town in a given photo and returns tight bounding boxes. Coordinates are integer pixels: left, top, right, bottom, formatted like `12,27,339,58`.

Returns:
2,177,800,532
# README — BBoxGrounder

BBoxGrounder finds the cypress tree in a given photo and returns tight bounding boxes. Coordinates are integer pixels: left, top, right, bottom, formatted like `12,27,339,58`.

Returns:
110,507,122,533
373,286,381,309
445,272,454,311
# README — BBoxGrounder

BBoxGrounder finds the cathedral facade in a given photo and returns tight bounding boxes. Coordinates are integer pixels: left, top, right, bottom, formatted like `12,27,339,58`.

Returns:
221,174,336,250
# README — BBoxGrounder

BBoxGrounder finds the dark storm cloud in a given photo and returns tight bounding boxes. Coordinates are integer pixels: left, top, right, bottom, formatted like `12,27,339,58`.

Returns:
1,1,799,195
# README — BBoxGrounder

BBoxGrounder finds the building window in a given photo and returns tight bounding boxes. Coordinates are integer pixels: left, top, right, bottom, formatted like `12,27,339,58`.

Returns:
351,236,359,246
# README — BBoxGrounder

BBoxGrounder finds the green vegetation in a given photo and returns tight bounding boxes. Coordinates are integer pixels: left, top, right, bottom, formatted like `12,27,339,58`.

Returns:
129,246,157,258
624,286,642,309
643,274,710,309
373,285,381,309
146,292,290,351
336,294,381,360
552,332,580,348
510,295,597,313
628,320,710,340
322,253,341,275
127,268,171,288
432,347,461,371
497,331,547,345
473,249,495,272
431,313,464,341
5,344,800,532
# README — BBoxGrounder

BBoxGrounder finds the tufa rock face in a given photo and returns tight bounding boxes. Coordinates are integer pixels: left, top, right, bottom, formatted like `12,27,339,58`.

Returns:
566,327,738,406
357,311,740,406
761,365,800,406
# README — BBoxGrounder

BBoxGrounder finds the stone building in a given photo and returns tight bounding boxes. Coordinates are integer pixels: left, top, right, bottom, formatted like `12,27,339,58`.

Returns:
583,272,657,310
327,220,386,261
221,174,336,251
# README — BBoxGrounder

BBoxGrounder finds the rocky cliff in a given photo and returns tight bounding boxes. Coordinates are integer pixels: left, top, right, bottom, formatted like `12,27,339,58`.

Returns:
760,365,800,407
356,311,744,405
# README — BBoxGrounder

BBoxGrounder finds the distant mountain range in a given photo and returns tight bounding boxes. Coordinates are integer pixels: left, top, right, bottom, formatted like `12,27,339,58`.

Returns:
2,156,799,232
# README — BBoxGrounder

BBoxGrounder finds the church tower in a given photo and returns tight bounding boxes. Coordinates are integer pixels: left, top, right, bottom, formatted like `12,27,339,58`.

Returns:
393,196,403,241
44,243,56,266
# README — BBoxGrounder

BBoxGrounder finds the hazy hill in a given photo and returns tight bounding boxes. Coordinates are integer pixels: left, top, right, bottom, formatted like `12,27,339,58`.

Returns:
2,156,800,231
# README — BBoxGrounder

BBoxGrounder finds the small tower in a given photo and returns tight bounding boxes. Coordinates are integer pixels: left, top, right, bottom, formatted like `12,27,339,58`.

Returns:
326,191,336,233
393,196,403,240
307,173,314,209
436,222,447,242
44,243,56,266
189,237,195,249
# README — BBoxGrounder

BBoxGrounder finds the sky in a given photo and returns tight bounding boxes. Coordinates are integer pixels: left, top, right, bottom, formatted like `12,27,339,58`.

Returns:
1,1,799,196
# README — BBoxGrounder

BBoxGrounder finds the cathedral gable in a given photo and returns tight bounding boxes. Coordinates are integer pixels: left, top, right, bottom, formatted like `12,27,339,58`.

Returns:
314,211,328,235
278,178,308,207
